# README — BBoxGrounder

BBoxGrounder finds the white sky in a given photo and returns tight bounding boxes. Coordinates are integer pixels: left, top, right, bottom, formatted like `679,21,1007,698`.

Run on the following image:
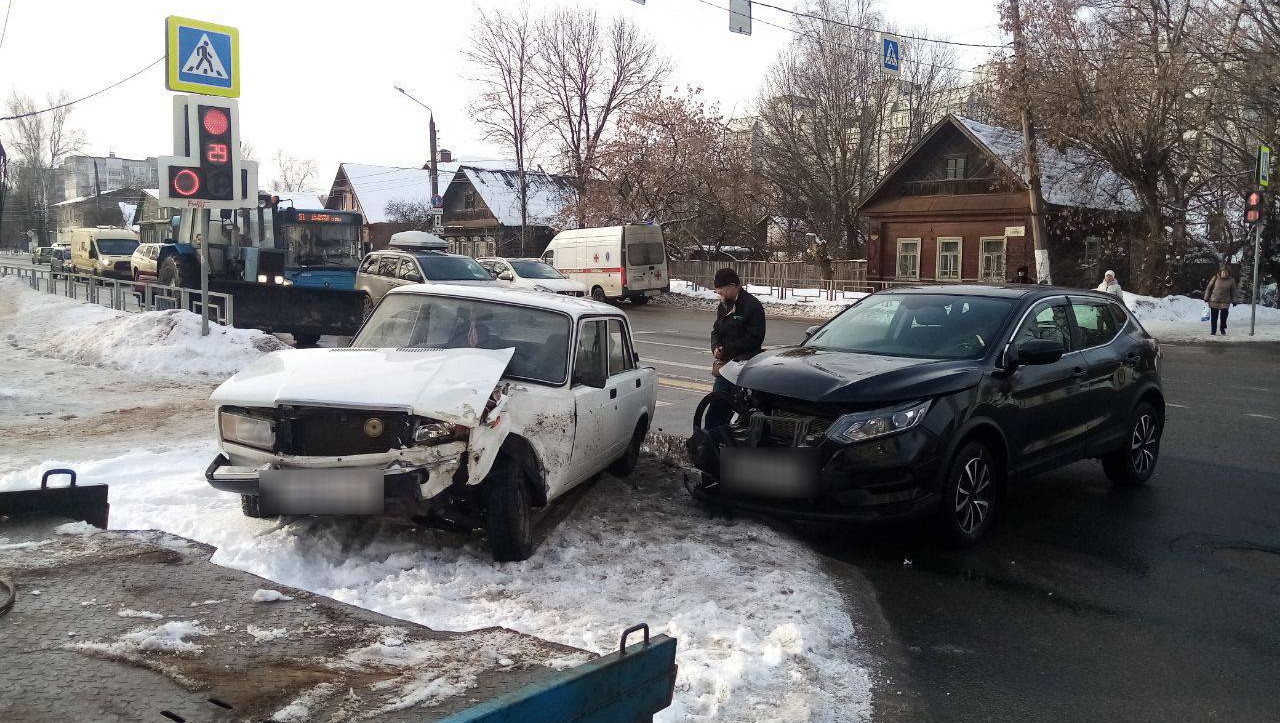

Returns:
0,0,1001,192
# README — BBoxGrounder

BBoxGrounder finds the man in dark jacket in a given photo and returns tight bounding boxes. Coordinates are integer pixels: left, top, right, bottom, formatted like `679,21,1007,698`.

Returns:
705,268,765,429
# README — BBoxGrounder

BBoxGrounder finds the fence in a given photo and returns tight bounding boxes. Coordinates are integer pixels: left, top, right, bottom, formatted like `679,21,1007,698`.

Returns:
0,264,234,326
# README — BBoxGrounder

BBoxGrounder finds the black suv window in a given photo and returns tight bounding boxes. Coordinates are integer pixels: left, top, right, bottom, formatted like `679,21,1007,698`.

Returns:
1014,300,1072,350
1071,300,1119,348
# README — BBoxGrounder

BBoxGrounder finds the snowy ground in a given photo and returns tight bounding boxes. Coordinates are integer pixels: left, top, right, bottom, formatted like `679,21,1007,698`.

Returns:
663,276,1280,341
0,276,875,721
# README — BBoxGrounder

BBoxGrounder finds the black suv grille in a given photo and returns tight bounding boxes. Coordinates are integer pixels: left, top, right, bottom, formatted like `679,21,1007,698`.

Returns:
752,409,833,446
275,408,413,456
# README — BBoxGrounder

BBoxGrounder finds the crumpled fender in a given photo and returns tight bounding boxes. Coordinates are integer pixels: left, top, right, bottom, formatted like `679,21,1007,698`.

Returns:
466,388,511,486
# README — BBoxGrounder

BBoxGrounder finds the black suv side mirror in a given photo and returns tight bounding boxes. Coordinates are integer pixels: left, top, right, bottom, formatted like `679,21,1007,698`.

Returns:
1013,338,1066,366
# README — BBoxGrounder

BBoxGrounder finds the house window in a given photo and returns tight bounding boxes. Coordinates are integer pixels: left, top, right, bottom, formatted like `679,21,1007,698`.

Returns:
936,238,962,280
464,187,476,211
980,237,1006,281
896,238,921,280
945,156,966,180
1083,236,1101,273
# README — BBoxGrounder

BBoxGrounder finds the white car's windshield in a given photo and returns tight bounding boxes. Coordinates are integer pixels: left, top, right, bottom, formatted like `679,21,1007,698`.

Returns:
353,294,571,384
509,260,564,280
806,293,1015,360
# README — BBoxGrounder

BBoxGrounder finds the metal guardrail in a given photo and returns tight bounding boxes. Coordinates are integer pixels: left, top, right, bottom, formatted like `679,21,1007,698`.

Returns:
0,264,234,327
676,275,872,302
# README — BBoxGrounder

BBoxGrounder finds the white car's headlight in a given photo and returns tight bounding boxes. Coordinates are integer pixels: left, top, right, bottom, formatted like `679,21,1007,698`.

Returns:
414,420,464,445
826,400,931,444
219,411,275,450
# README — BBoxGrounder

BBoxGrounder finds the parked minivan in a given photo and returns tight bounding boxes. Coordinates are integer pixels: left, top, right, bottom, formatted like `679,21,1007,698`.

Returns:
69,227,140,279
541,224,669,304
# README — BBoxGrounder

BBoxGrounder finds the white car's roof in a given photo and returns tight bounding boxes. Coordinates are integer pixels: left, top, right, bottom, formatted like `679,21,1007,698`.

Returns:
387,282,621,318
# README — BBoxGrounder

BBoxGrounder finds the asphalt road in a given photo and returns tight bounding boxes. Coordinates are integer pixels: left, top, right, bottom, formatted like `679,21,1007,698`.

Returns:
634,299,1280,722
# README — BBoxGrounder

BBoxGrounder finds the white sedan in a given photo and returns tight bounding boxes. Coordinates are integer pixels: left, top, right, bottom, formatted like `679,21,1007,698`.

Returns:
478,257,588,297
205,284,656,561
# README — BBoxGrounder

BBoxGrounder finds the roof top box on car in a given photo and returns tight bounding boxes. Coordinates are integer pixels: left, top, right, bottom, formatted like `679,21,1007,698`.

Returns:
389,230,449,251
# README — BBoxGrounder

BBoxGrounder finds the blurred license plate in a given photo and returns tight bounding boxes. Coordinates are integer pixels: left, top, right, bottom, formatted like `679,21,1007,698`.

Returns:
260,469,384,515
720,448,819,498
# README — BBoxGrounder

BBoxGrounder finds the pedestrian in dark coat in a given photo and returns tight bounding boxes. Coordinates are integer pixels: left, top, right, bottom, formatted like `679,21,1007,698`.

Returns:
1204,265,1238,336
705,268,765,429
1010,266,1033,283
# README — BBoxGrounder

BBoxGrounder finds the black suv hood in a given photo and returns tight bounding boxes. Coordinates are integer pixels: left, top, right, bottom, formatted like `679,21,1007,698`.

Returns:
735,347,984,405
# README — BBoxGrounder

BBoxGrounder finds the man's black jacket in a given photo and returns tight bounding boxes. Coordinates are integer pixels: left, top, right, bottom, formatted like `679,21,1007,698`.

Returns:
711,289,766,362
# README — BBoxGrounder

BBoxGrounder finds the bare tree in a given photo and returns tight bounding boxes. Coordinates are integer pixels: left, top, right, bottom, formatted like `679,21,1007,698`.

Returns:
467,4,542,254
4,92,84,243
273,150,318,192
384,198,436,231
534,6,670,226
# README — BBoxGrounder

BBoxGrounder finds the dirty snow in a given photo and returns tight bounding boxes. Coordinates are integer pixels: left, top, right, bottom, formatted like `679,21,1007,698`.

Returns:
0,276,285,377
663,278,865,320
76,620,213,656
53,520,100,535
246,624,288,642
1123,291,1280,342
0,441,873,721
252,589,295,603
117,609,165,620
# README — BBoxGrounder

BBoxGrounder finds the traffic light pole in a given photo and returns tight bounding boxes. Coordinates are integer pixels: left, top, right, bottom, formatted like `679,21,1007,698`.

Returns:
1250,220,1262,337
198,208,210,336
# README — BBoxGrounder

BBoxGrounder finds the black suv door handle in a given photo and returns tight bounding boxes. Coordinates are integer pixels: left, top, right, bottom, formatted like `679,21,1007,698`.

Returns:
610,388,618,399
1071,366,1088,378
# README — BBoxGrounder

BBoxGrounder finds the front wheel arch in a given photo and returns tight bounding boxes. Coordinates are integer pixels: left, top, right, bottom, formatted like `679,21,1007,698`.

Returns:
496,434,548,508
939,417,1011,493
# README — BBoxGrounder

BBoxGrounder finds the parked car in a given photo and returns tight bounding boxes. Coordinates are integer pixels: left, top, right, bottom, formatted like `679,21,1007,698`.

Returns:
686,285,1165,544
69,227,140,279
541,224,670,304
130,242,165,282
355,232,499,317
31,246,58,266
49,247,72,277
206,284,657,561
477,257,587,297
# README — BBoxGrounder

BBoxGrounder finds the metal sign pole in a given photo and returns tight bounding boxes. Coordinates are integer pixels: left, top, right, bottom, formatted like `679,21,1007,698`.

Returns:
1250,220,1262,337
199,208,210,335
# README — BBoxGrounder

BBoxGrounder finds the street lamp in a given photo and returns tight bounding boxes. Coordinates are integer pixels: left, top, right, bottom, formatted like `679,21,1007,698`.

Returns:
393,85,439,200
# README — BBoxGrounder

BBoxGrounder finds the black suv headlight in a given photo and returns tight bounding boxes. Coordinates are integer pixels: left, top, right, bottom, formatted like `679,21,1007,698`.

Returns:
826,400,931,444
219,410,275,450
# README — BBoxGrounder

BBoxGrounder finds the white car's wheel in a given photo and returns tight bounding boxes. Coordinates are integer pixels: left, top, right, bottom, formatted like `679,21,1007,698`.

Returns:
484,458,534,562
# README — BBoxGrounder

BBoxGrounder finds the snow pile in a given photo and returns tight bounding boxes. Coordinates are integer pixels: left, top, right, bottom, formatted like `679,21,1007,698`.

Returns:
664,278,866,319
77,620,213,656
117,609,165,620
0,442,873,722
252,588,294,603
1123,291,1280,342
246,624,288,642
0,276,284,378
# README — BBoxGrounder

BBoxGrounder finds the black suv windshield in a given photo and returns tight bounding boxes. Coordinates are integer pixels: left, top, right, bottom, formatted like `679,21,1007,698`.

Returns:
417,255,493,281
807,293,1015,360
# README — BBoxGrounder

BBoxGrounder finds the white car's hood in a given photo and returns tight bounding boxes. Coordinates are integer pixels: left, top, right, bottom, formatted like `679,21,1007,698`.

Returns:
211,347,515,426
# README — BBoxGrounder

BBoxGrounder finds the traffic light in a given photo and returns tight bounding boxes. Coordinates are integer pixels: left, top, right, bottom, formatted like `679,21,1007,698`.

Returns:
166,104,236,202
1245,190,1263,225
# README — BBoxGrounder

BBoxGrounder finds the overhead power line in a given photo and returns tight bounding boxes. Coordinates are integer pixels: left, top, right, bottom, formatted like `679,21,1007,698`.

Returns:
740,0,1010,49
0,56,163,122
0,0,13,53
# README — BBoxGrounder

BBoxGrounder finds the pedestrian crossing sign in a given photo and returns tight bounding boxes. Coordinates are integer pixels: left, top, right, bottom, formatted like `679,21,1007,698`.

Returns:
166,16,239,98
882,33,902,75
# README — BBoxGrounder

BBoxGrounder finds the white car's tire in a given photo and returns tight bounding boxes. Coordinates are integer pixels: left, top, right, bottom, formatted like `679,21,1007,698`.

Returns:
484,458,534,562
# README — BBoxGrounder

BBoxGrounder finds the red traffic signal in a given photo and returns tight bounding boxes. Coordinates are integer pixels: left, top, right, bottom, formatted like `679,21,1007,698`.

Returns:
1245,190,1263,225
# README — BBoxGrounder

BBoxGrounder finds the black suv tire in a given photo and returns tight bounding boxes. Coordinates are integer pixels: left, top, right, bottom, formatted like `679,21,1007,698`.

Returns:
939,440,999,545
1102,402,1161,486
484,458,534,562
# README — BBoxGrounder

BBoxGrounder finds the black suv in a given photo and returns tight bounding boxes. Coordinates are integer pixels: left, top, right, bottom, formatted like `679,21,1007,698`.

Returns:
687,285,1164,544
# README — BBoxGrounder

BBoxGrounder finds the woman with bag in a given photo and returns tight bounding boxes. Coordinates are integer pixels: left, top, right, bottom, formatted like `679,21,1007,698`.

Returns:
1204,265,1238,336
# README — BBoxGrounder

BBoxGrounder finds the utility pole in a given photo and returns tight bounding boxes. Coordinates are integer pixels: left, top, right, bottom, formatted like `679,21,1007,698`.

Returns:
1008,0,1052,283
394,85,440,229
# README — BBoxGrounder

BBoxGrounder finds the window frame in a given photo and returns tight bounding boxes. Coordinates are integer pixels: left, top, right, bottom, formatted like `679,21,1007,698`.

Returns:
896,238,921,280
945,155,967,180
979,237,1007,282
1012,298,1075,353
572,318,608,388
606,317,636,377
936,237,963,281
1068,297,1123,350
